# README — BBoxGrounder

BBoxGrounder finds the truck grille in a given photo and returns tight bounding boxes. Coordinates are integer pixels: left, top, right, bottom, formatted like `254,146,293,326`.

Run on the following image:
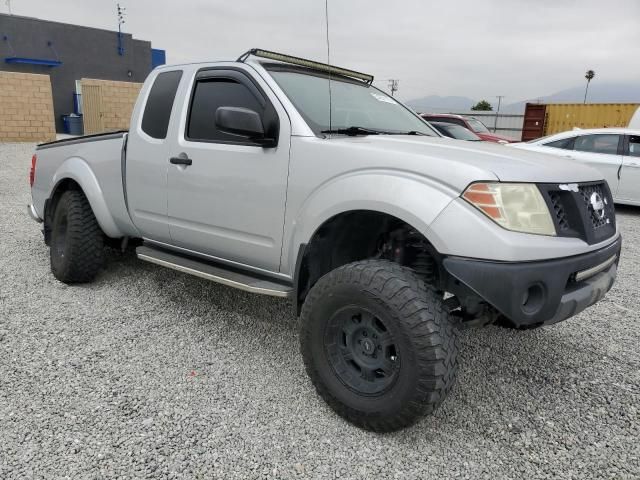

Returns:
579,183,610,230
538,182,616,245
548,192,570,232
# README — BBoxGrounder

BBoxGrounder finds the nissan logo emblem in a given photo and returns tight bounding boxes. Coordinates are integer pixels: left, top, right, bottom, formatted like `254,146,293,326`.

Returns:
589,192,606,219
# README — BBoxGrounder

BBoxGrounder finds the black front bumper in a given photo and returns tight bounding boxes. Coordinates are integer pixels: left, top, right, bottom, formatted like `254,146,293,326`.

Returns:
442,236,622,327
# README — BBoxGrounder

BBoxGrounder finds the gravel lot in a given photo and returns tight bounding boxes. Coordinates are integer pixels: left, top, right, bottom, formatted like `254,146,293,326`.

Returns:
1,142,639,479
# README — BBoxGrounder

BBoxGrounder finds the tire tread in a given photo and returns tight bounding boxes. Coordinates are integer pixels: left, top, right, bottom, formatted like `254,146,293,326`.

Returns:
300,259,459,432
50,190,104,283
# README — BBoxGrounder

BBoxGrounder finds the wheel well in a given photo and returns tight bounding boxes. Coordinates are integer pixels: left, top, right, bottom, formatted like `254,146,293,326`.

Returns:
43,178,83,245
294,210,443,314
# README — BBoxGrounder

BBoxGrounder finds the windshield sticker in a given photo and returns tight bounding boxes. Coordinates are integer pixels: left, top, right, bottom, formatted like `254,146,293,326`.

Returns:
370,93,397,104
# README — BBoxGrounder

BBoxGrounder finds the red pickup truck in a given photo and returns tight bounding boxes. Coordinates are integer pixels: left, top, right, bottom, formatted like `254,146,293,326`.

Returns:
421,113,514,143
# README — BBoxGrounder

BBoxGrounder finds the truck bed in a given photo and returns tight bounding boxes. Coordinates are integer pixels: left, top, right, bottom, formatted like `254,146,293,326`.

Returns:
31,130,138,239
36,130,128,150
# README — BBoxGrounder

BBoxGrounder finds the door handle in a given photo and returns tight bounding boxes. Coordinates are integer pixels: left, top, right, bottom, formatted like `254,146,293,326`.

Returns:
169,156,192,166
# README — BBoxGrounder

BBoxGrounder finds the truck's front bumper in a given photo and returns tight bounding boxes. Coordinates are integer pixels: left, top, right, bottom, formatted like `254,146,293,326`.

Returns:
442,235,622,327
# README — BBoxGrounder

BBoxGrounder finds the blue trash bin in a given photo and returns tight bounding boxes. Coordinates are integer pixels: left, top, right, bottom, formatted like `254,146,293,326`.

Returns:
62,115,84,135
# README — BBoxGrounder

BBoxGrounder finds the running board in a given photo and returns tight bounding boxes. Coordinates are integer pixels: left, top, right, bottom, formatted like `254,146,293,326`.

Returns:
136,246,293,298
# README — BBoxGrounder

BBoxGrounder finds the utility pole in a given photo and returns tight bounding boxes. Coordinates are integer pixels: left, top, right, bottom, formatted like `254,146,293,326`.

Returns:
494,95,505,133
5,0,12,15
388,79,399,97
117,3,126,56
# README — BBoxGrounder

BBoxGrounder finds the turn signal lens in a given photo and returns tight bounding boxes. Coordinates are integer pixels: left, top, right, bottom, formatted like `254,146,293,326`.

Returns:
463,182,556,236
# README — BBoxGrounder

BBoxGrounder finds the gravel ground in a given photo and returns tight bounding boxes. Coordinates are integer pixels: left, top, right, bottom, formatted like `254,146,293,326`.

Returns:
1,142,639,479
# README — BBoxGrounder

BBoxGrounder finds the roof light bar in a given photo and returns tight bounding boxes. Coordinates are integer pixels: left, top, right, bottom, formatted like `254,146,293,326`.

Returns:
237,48,374,84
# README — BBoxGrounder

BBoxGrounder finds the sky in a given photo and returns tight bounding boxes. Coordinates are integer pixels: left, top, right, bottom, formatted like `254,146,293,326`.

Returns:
3,0,639,102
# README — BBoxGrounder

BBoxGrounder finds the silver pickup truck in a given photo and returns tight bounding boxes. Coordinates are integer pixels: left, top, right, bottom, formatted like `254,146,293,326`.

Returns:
28,49,621,432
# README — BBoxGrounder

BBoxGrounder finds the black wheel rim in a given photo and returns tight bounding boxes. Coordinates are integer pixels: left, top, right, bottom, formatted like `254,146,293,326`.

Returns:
54,215,68,259
324,306,400,396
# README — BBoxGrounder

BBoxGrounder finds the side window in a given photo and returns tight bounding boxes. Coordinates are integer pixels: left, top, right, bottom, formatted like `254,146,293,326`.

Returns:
574,134,620,155
141,70,183,139
544,137,574,150
186,77,265,143
628,135,640,157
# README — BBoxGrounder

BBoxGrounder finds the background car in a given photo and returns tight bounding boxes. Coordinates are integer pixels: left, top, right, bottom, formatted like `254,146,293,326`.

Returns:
429,121,483,141
420,113,514,143
509,128,640,206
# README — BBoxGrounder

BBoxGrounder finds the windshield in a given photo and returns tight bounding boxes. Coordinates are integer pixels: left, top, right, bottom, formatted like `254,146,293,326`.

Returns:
466,118,490,133
265,65,437,136
434,123,481,141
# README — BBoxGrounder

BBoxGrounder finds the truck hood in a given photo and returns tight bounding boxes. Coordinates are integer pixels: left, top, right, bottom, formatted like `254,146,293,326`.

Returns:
333,135,604,192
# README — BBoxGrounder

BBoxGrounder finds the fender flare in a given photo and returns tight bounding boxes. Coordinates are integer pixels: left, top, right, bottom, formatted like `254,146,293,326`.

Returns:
50,157,123,238
283,169,457,274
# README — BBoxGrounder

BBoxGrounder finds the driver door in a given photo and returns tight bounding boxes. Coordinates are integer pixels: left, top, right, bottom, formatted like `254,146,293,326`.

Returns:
166,68,291,272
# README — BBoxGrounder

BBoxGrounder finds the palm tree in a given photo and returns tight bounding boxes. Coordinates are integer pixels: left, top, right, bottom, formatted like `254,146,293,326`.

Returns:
584,70,595,104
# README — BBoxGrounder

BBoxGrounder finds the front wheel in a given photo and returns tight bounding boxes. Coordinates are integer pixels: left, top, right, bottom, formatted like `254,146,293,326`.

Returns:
300,260,459,432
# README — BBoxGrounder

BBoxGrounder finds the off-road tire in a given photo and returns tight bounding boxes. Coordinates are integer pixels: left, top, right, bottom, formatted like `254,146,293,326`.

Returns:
300,260,459,432
50,190,104,283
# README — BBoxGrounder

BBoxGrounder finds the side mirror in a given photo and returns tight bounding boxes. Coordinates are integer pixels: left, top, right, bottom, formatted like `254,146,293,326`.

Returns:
215,106,276,147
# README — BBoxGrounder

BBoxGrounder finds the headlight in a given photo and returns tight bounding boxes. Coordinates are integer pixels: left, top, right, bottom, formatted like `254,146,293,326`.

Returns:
462,182,556,236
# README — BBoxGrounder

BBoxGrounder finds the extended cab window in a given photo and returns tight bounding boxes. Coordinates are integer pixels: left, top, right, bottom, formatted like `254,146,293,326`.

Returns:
141,70,183,139
187,77,265,143
574,134,620,155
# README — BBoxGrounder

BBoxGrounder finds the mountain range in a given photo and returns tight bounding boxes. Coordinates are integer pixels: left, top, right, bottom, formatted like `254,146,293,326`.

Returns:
406,82,640,114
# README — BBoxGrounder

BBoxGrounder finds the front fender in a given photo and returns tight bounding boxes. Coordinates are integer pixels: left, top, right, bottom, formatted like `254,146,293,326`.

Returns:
50,157,123,238
282,169,457,274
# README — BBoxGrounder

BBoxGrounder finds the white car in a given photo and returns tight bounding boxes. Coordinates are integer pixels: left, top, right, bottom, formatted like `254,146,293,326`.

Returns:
510,128,640,206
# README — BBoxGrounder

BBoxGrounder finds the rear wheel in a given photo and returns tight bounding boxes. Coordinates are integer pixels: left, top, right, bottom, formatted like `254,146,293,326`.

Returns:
300,260,459,432
50,190,104,283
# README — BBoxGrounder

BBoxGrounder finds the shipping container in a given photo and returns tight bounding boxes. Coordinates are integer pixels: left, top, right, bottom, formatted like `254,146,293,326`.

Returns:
521,103,640,141
521,104,546,141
